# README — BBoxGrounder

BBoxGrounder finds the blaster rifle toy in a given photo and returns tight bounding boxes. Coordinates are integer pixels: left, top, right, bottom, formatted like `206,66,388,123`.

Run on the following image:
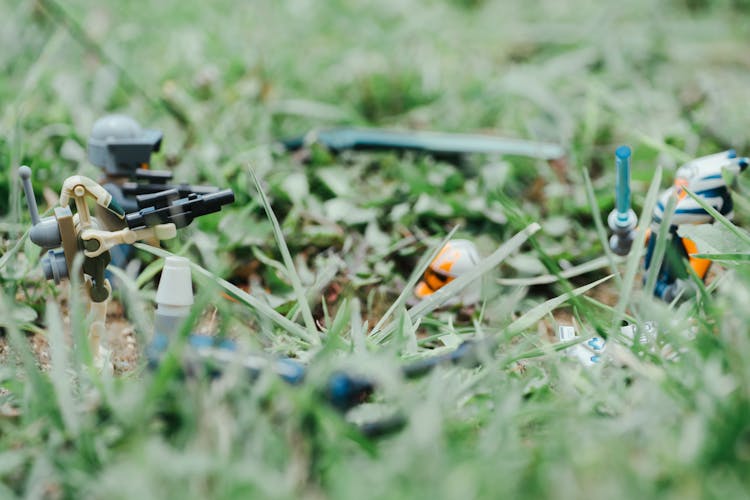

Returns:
120,168,220,198
125,188,235,230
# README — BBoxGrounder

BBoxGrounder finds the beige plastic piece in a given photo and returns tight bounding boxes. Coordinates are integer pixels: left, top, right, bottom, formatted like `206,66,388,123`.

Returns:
81,223,177,258
55,207,79,279
87,279,111,357
60,175,118,228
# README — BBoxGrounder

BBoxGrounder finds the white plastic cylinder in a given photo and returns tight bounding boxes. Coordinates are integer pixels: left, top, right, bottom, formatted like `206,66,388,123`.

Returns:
154,256,194,336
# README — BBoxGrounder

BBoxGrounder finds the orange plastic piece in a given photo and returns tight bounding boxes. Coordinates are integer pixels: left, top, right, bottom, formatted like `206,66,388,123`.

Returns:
673,178,689,200
682,237,711,279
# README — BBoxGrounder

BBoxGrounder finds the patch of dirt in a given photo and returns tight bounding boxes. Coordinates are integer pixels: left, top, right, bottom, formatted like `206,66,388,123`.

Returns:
0,298,139,375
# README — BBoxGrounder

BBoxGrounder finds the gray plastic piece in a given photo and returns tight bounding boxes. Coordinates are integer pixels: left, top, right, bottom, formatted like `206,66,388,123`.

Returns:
608,209,637,256
88,114,163,175
154,311,186,338
19,166,40,225
29,218,63,248
41,249,69,283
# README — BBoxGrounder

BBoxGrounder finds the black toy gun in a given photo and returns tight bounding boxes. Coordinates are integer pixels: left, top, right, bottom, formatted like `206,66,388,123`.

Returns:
125,188,235,230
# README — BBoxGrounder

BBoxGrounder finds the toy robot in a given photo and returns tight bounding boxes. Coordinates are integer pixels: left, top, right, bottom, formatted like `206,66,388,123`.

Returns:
415,239,481,305
646,150,748,300
20,166,234,365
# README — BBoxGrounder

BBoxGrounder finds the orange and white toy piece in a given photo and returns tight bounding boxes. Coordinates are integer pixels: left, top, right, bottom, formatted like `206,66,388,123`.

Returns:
415,239,482,305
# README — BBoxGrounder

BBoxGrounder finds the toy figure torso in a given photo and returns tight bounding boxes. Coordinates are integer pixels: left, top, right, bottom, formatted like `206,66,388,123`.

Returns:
652,150,738,227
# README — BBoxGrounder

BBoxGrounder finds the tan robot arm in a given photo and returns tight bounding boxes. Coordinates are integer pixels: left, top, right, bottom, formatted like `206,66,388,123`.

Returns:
80,224,177,258
60,175,126,227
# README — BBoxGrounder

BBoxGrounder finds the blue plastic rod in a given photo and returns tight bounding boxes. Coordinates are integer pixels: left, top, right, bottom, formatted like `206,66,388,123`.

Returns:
614,145,632,227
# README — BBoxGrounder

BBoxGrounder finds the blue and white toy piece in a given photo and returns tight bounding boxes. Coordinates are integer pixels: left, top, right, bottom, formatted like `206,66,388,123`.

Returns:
646,150,748,301
652,150,748,227
557,325,605,367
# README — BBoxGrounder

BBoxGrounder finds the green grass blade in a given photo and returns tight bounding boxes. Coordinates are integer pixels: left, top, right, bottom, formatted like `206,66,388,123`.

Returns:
684,187,750,246
400,222,541,335
580,167,622,286
497,255,611,286
370,226,459,340
250,168,320,345
350,299,367,354
0,231,29,271
691,252,750,262
504,274,614,338
633,132,692,163
643,190,676,296
45,300,80,437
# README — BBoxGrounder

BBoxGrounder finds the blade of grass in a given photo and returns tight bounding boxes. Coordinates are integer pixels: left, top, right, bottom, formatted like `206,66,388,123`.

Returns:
250,167,320,345
581,295,638,323
36,0,190,127
643,191,676,295
46,300,80,437
370,226,459,338
350,299,366,354
684,187,750,246
580,167,622,286
504,274,614,338
691,252,750,262
0,294,54,419
0,229,30,271
633,132,692,163
379,222,542,343
497,255,611,286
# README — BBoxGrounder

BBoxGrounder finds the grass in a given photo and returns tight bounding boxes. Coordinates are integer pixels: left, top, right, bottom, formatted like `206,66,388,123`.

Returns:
2,0,750,498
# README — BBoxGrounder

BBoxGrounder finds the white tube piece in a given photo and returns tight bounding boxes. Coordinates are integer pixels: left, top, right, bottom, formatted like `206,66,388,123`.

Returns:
155,257,194,334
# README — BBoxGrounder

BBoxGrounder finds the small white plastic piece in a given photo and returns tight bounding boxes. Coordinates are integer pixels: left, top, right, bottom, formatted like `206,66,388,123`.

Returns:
156,256,194,312
557,325,605,367
557,325,576,342
154,256,195,338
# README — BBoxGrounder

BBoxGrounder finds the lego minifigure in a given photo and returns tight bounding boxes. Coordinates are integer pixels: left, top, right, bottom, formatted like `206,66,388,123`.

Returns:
87,114,220,229
646,150,748,300
19,166,235,366
414,239,482,305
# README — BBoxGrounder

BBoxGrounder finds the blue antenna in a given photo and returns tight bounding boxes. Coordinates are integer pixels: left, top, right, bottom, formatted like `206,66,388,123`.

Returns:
608,146,637,256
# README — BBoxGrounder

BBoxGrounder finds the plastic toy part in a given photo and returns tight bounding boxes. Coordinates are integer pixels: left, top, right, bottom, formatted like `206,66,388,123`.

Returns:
652,150,748,227
557,325,605,366
88,114,163,175
415,239,482,305
86,115,223,274
156,257,194,309
18,166,40,225
645,150,748,300
147,256,309,385
608,146,637,256
283,127,566,162
154,256,194,338
125,189,235,230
